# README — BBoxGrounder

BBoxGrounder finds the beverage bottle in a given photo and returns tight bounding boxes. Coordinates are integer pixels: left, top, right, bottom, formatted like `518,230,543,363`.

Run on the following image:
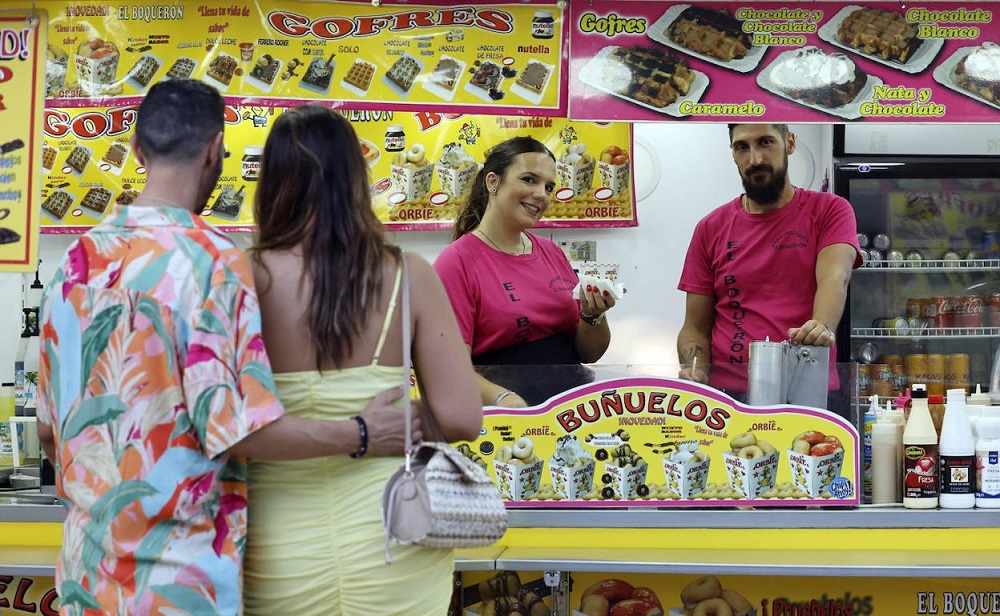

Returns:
939,388,975,508
872,409,902,505
903,384,939,508
863,395,879,503
975,408,1000,508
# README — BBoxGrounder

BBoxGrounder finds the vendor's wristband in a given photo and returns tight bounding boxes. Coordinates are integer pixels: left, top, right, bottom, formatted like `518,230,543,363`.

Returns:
579,308,607,326
494,390,516,406
349,415,368,458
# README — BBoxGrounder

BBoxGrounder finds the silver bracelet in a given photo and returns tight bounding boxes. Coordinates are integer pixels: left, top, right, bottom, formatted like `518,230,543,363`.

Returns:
494,390,515,406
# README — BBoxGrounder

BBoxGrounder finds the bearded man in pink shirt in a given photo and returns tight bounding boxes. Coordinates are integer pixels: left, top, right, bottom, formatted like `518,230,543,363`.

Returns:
677,124,862,404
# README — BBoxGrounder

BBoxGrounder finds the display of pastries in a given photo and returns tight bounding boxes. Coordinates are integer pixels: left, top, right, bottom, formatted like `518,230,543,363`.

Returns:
386,55,420,92
469,60,503,91
767,46,867,107
115,188,140,206
597,46,697,108
953,42,1000,102
668,5,752,62
301,57,334,91
41,146,57,170
344,59,375,91
206,54,237,86
836,7,923,63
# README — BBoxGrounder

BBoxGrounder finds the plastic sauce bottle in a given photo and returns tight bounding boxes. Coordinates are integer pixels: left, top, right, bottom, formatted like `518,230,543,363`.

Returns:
903,384,939,509
872,409,902,505
939,388,975,509
975,409,1000,508
885,401,906,502
967,384,992,439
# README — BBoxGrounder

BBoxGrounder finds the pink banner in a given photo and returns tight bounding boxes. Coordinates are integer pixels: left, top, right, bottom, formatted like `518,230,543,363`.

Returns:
569,1,1000,122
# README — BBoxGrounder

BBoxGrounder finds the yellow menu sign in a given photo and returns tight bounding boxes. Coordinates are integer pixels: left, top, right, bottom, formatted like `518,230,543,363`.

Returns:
41,106,636,231
0,9,45,271
34,0,565,115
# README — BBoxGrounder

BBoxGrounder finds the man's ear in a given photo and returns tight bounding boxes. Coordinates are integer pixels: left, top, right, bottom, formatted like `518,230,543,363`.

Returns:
786,132,796,156
130,134,146,167
205,131,224,167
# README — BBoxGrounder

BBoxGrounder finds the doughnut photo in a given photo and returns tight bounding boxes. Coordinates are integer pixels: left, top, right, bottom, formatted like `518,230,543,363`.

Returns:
674,576,754,616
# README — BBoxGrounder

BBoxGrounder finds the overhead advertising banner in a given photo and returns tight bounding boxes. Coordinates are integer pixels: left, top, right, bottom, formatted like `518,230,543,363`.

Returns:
569,1,1000,122
40,105,636,232
34,0,566,115
0,9,46,272
458,376,860,508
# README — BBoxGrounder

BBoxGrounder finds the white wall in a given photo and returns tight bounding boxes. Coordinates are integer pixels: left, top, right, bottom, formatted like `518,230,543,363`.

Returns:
0,123,832,381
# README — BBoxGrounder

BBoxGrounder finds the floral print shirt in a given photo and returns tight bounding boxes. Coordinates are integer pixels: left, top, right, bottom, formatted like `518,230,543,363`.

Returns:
37,205,284,615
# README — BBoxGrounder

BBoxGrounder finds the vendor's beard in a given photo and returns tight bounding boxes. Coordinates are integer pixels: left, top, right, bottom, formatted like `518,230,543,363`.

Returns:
742,155,788,206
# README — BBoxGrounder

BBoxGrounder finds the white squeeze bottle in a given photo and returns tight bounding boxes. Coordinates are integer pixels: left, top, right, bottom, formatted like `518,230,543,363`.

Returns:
871,408,902,505
967,384,991,440
939,388,975,509
863,395,879,503
976,408,1000,508
903,384,938,509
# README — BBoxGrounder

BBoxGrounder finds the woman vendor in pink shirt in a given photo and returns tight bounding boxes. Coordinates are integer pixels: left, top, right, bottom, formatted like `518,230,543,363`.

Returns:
434,136,616,407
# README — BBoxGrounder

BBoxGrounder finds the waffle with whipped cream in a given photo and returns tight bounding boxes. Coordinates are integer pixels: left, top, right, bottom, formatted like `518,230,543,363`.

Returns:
768,46,866,107
954,42,1000,102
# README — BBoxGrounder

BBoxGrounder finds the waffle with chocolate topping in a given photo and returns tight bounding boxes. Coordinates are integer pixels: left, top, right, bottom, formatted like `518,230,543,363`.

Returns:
516,61,550,93
601,46,696,108
430,57,461,91
836,7,923,63
129,55,160,87
65,146,90,173
101,143,127,168
386,55,419,92
42,191,73,219
166,57,196,80
207,54,237,86
81,187,112,214
668,6,751,62
116,188,140,205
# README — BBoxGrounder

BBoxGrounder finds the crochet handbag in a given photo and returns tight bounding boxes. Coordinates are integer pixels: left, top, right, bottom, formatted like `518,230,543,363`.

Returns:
381,257,507,563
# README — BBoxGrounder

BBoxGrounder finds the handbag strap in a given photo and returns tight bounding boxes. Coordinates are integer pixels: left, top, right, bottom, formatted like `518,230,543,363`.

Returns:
401,253,414,469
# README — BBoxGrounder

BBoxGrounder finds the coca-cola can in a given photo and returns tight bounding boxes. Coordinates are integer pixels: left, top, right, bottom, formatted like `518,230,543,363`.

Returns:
922,297,940,329
933,296,953,329
953,295,984,328
989,292,1000,327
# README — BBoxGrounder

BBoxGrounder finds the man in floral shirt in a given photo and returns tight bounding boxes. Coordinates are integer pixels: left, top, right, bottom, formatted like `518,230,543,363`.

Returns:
36,80,412,615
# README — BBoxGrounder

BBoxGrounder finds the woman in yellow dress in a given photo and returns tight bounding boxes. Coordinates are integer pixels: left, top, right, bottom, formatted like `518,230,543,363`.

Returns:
243,105,482,615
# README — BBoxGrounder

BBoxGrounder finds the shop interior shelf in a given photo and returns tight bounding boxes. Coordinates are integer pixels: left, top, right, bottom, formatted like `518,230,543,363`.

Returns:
857,259,1000,272
852,327,1000,339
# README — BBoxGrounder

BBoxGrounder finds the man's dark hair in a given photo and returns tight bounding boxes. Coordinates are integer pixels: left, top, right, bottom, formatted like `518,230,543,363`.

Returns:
727,123,789,142
135,79,224,163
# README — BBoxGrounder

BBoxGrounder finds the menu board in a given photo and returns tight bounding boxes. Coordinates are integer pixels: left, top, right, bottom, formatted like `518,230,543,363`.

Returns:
34,0,566,115
40,105,636,232
459,376,860,508
0,9,46,272
569,1,1000,122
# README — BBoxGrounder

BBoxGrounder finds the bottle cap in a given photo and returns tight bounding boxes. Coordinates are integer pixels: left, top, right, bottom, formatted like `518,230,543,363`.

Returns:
929,395,945,404
968,384,991,405
912,384,928,398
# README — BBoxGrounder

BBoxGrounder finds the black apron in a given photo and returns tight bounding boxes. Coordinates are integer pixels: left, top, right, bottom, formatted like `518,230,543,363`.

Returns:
473,334,595,406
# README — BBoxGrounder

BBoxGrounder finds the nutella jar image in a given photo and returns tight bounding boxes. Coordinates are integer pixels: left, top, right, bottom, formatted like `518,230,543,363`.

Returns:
532,10,555,39
384,125,406,152
241,146,263,181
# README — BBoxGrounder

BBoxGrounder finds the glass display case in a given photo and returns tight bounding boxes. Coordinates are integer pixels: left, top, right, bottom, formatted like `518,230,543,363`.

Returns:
834,159,1000,404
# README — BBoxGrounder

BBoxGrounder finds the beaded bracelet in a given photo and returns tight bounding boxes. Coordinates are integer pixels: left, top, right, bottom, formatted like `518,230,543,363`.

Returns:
349,415,368,458
494,390,516,406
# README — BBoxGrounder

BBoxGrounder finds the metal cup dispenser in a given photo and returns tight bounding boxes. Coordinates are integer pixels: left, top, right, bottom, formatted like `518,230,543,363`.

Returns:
748,339,830,409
